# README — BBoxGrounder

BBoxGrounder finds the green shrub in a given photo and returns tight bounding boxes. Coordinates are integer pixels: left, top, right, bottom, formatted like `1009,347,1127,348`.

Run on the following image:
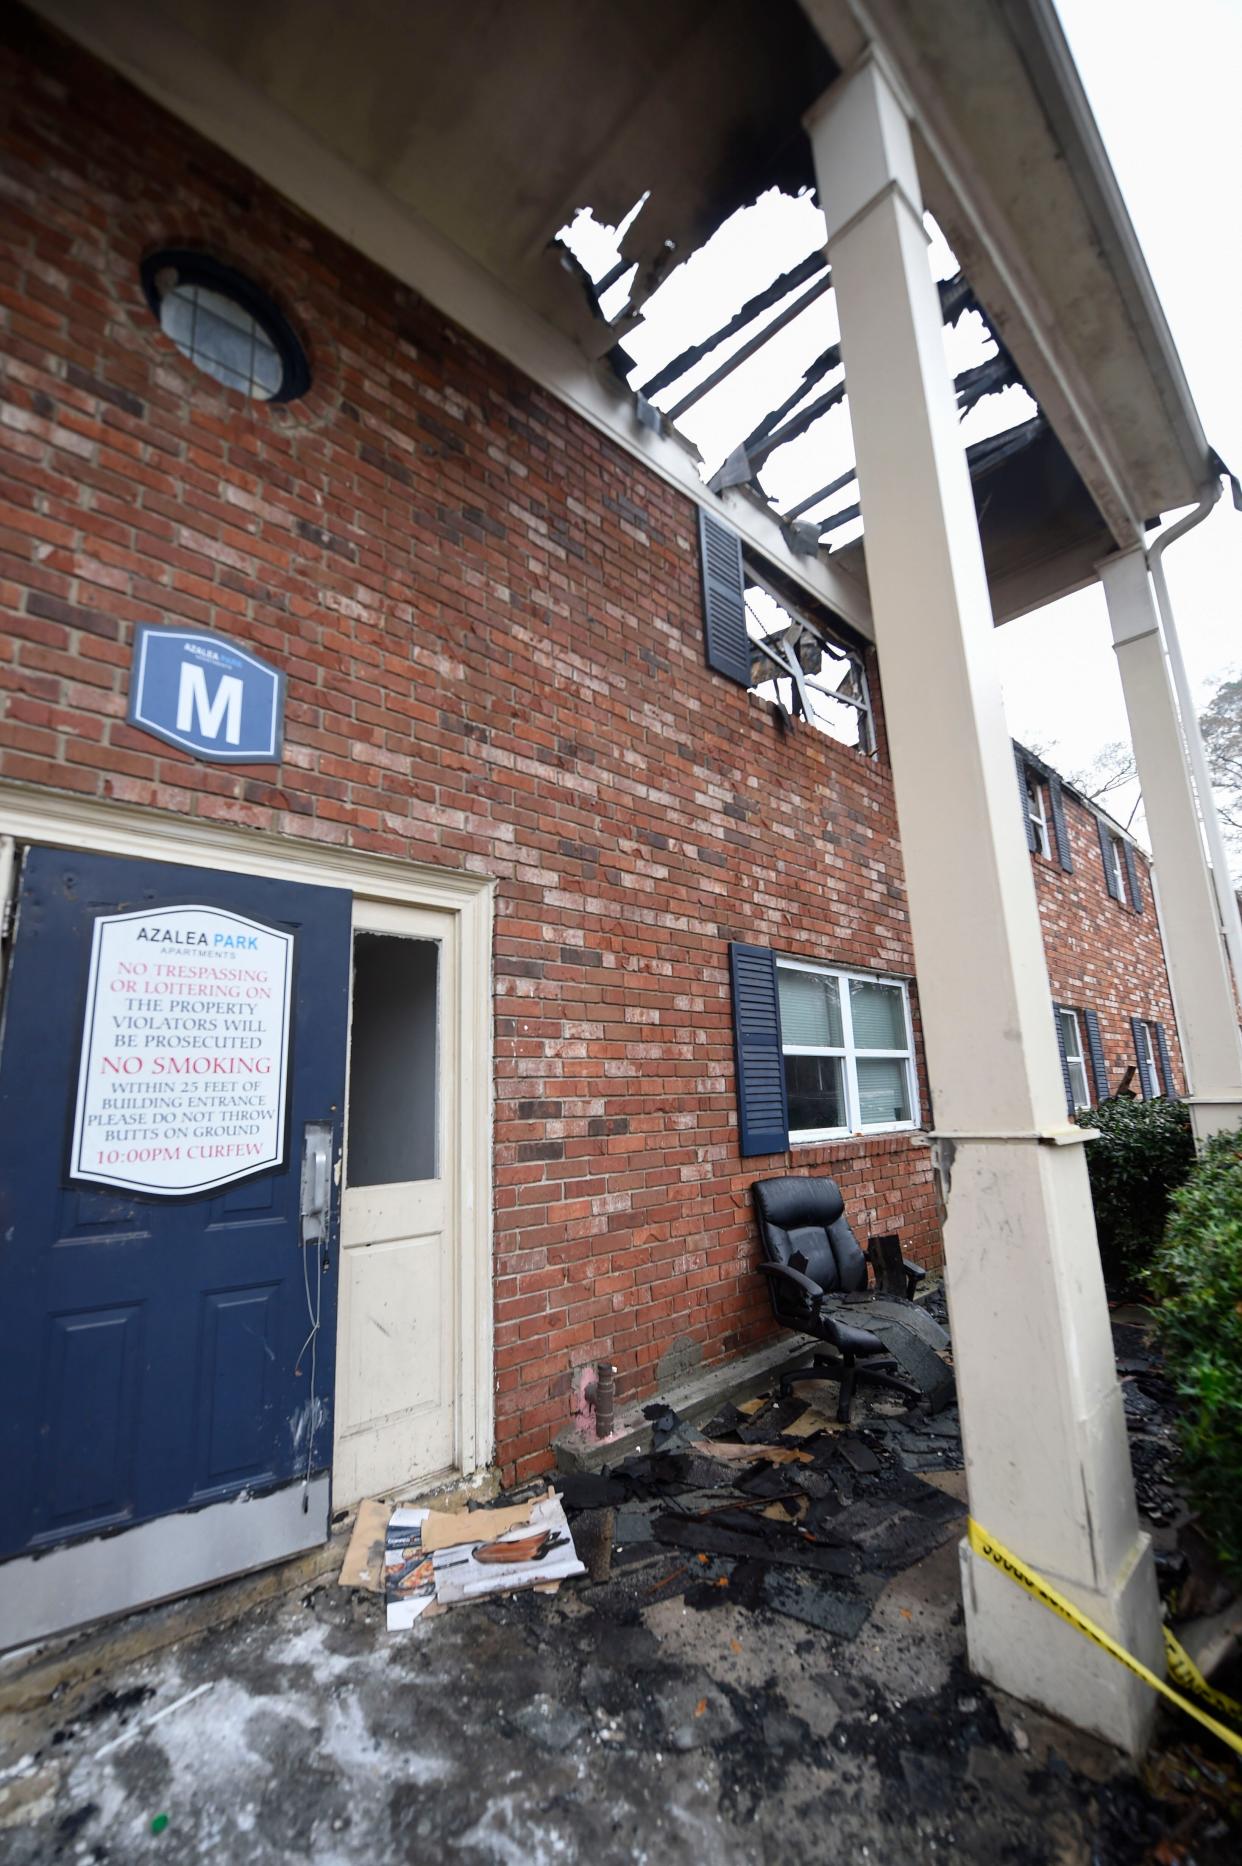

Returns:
1152,1130,1242,1583
1075,1095,1195,1290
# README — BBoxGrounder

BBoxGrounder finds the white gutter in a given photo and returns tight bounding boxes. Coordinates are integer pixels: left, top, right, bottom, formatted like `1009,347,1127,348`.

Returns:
1146,481,1242,1002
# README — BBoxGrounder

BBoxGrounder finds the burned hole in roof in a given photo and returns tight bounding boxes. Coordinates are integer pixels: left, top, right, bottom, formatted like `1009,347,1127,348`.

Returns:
557,192,1040,567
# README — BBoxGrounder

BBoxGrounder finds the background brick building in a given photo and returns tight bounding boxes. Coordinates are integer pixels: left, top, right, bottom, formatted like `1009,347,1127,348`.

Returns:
1015,744,1184,1110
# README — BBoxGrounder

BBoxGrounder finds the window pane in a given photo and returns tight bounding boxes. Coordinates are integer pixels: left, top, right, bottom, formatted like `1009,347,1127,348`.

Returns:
1068,1058,1091,1111
778,968,843,1048
1138,1023,1156,1096
187,297,257,376
160,288,196,349
161,282,281,402
1026,779,1049,856
785,1054,846,1132
856,1058,911,1125
849,980,906,1050
346,933,438,1187
1058,1010,1082,1063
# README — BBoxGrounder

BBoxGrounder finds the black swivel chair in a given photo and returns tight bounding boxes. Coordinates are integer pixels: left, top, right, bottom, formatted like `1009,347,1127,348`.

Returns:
752,1175,924,1423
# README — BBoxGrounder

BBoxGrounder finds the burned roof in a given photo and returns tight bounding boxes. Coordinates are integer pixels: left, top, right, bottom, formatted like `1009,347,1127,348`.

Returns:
136,0,837,343
565,188,1113,623
53,0,1216,622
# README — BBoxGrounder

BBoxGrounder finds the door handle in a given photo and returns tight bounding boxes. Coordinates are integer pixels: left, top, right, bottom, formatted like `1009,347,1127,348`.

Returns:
300,1122,333,1251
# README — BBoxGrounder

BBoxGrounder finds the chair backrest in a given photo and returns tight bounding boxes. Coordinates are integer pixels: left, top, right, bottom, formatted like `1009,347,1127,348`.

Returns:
752,1175,868,1324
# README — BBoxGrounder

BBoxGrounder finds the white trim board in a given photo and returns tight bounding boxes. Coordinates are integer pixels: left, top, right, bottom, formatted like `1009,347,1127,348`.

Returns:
0,780,496,1494
27,0,873,640
0,781,493,907
0,1477,330,1653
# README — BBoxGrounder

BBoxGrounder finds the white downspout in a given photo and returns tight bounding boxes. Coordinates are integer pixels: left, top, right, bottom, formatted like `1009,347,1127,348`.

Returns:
1146,481,1242,1003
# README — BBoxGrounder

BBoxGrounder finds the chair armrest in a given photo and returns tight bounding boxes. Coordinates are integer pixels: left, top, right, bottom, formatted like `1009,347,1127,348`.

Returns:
903,1259,926,1300
757,1262,825,1307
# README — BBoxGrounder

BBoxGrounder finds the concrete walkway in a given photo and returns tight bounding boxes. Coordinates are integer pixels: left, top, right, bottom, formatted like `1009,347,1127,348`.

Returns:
1,1517,1232,1865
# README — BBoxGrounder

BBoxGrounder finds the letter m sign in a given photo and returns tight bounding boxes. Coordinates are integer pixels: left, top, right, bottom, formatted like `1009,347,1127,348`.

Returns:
128,625,285,764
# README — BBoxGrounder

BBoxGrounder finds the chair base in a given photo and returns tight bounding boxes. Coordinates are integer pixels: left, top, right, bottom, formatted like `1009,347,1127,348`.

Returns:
779,1352,921,1424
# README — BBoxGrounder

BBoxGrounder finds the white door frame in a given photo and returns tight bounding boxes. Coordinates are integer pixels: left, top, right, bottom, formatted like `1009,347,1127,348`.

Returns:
336,894,461,1505
0,781,495,1483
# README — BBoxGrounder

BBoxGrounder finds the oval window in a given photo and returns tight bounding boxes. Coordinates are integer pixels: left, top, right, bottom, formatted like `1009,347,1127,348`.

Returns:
140,251,310,404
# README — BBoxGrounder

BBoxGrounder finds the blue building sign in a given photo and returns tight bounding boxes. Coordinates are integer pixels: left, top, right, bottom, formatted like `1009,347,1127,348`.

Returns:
128,625,285,764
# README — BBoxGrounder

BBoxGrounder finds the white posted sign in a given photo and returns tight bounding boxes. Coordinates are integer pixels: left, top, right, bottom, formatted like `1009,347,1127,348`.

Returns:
71,905,295,1196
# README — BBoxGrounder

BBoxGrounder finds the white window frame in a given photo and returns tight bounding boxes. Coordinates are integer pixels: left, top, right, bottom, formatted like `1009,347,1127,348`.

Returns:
1025,770,1051,859
743,564,875,756
777,957,919,1142
1058,1007,1091,1112
1105,830,1128,902
1135,1019,1159,1098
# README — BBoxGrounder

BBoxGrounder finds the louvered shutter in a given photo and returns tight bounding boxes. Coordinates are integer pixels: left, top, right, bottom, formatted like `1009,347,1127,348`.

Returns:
1052,1004,1076,1116
1014,748,1037,852
698,509,751,686
1130,1015,1157,1099
1083,1009,1110,1103
1122,841,1143,912
729,942,789,1156
1098,818,1123,900
1048,775,1073,872
1153,1021,1176,1097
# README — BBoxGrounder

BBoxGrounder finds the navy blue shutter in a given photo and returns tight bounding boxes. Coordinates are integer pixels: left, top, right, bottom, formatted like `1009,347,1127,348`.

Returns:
699,509,751,686
1153,1021,1176,1097
1052,1004,1076,1116
1048,775,1073,872
729,942,789,1156
1014,748,1038,852
1130,1015,1157,1099
1083,1009,1110,1103
1122,841,1143,912
1098,818,1123,900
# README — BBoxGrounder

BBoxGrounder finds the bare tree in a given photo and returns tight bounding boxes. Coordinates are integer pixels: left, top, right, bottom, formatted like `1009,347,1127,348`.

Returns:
1200,670,1242,863
1067,741,1142,831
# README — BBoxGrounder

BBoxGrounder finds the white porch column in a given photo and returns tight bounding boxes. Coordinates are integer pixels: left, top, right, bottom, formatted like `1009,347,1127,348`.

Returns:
807,56,1161,1754
1100,547,1242,1142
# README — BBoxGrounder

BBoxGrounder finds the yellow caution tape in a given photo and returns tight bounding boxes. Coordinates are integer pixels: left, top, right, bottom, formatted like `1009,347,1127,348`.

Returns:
968,1520,1242,1756
1162,1625,1242,1724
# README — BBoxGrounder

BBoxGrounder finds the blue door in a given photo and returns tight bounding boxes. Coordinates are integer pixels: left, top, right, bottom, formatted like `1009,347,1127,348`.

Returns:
0,846,351,1581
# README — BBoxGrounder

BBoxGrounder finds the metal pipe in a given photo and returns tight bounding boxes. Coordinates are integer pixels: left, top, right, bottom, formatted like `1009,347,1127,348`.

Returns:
592,1362,616,1440
1146,480,1242,1000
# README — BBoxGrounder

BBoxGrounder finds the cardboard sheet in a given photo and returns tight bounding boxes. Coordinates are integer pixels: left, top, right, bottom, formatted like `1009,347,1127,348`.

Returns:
419,1489,556,1554
780,1406,842,1439
431,1493,584,1604
338,1497,391,1592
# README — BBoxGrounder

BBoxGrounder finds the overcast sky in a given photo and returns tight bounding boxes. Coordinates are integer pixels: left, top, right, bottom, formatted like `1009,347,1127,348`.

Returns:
996,0,1242,813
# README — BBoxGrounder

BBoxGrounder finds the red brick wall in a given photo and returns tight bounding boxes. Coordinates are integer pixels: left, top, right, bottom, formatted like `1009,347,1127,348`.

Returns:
0,15,942,1480
1030,788,1184,1096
